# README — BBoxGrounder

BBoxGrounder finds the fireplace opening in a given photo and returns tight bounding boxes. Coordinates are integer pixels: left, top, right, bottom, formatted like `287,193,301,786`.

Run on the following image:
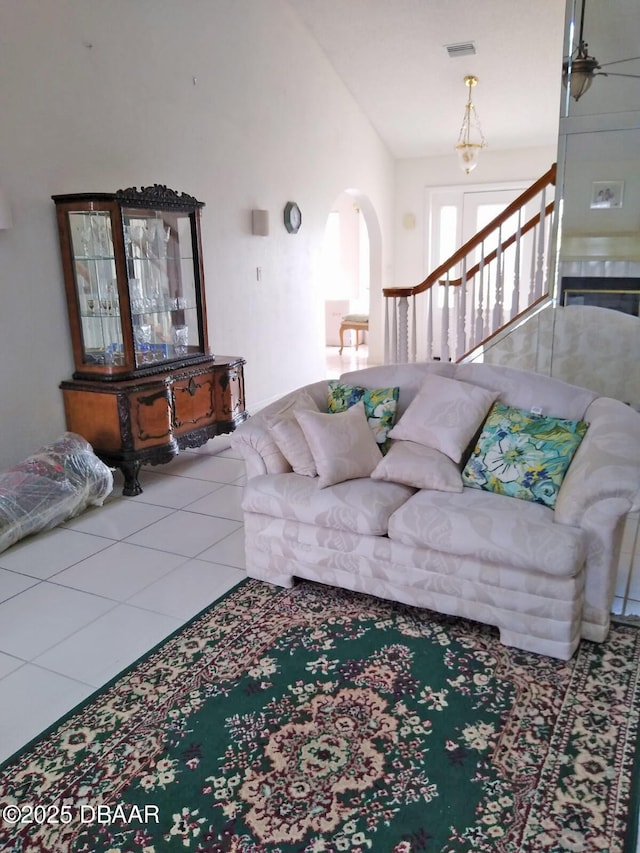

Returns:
560,277,640,317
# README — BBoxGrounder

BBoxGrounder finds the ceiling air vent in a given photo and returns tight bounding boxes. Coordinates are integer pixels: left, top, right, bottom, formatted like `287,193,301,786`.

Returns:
445,42,476,59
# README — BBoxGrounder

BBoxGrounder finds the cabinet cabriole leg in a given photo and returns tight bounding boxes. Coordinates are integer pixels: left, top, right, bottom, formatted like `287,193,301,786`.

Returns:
121,461,143,496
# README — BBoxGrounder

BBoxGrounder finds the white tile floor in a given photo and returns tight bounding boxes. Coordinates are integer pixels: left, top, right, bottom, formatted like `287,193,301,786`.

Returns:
326,342,371,379
0,345,370,766
0,436,247,765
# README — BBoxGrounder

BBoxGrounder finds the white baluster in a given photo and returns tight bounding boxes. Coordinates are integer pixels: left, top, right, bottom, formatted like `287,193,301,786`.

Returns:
475,250,485,344
485,260,493,338
468,270,476,350
535,189,546,298
493,226,503,333
511,209,522,319
411,294,417,363
441,275,450,363
391,298,398,363
529,224,537,303
398,295,409,363
384,297,390,363
457,257,467,360
426,287,434,360
544,207,554,298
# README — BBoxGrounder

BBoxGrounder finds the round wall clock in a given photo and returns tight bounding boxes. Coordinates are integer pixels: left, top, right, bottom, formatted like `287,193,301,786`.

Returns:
283,201,302,234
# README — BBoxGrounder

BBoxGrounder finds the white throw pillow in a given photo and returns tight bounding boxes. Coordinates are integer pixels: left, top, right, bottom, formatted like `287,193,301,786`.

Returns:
295,401,382,488
371,440,463,492
388,374,499,463
265,389,320,476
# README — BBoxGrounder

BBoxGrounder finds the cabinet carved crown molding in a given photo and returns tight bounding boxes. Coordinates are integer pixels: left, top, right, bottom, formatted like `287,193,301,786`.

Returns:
115,184,203,209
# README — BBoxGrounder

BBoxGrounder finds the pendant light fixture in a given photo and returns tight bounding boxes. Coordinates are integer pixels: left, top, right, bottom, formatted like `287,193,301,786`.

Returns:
455,75,487,175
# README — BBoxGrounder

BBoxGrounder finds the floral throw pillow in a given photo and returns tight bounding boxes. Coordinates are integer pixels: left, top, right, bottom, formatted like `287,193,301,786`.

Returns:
328,381,399,453
461,402,588,509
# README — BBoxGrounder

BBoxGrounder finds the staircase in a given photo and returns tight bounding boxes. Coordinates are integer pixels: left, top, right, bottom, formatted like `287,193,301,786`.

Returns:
383,164,557,364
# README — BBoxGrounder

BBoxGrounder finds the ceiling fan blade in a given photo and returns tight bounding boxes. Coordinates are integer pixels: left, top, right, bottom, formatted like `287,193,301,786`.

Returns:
598,55,640,68
596,71,640,79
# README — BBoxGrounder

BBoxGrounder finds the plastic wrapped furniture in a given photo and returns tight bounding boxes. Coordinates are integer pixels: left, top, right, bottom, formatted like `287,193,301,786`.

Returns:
0,432,114,554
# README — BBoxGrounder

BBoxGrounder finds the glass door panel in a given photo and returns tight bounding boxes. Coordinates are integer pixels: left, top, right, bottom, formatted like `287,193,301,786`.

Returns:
68,211,123,366
123,207,202,368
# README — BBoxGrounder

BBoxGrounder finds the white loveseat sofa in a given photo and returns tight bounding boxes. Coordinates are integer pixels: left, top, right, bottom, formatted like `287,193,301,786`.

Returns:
231,362,640,660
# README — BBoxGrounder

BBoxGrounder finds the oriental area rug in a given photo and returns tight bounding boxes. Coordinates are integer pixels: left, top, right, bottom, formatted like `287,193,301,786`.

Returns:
1,579,639,853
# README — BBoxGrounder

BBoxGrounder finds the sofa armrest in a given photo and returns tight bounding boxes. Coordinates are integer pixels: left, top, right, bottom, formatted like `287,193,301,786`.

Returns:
230,423,289,479
230,379,328,479
555,397,640,526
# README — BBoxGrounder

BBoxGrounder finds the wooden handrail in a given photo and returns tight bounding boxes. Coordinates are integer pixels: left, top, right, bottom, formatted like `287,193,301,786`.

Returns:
441,201,555,287
383,162,556,299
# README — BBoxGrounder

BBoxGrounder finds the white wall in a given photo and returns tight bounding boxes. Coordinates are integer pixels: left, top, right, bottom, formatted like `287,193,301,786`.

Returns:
0,0,395,471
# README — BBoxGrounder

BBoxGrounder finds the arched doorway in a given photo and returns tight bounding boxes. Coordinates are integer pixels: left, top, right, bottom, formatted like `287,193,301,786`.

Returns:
321,189,382,370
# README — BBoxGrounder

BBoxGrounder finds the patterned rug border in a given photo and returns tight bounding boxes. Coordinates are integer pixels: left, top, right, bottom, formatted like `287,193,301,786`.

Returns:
0,579,249,772
626,715,640,853
617,610,640,853
2,577,639,852
606,611,640,853
611,614,640,853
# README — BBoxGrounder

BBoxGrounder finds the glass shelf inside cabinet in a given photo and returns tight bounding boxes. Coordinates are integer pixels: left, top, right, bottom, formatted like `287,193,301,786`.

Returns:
123,207,202,369
69,211,124,366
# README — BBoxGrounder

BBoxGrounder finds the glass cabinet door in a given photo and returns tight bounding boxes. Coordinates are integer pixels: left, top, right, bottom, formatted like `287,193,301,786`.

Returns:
68,210,123,367
123,207,203,369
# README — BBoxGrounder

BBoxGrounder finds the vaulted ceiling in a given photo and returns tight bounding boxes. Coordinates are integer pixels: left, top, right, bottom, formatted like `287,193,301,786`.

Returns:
286,0,568,160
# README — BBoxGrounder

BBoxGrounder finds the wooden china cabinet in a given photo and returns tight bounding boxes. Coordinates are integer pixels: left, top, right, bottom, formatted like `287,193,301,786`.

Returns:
53,185,247,495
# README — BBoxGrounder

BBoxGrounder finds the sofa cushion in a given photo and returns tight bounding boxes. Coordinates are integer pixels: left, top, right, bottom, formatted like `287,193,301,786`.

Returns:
388,374,499,463
371,440,463,492
461,402,588,509
242,473,416,536
264,389,320,477
454,363,597,421
327,380,399,452
296,402,383,488
388,487,585,578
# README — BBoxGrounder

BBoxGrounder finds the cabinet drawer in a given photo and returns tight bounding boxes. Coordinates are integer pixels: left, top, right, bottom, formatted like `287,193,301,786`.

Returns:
128,385,173,449
172,371,216,435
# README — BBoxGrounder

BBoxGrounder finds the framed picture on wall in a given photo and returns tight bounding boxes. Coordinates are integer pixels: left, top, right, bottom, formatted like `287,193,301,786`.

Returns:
590,181,624,209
